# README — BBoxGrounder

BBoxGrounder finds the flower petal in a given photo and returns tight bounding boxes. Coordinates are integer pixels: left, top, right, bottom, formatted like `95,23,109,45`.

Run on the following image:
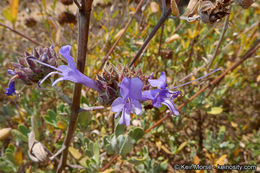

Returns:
119,77,130,99
148,72,167,89
59,45,76,69
119,108,131,126
132,99,142,115
5,81,16,96
111,97,125,113
162,99,179,116
129,77,143,100
141,89,160,101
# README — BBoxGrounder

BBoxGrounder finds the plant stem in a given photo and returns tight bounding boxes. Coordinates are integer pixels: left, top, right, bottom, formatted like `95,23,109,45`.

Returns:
129,8,171,67
97,0,146,74
56,1,93,172
0,22,45,47
207,11,231,69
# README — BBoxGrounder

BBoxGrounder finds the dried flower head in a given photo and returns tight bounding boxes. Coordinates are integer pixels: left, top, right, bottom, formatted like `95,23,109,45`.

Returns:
58,11,77,25
235,0,254,8
198,0,231,23
5,46,57,96
96,62,151,106
60,0,73,5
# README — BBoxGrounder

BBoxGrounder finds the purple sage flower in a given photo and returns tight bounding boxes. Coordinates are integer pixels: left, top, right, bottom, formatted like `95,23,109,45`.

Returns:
30,45,100,92
5,81,16,96
5,70,19,96
142,72,180,116
111,77,143,126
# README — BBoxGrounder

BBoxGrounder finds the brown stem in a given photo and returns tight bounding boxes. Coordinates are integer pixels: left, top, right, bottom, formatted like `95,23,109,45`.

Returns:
0,22,45,47
129,8,172,67
96,0,146,74
207,11,230,68
56,1,93,172
100,155,119,172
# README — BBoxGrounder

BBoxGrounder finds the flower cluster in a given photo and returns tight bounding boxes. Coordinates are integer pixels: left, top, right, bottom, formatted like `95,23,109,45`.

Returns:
6,45,181,126
5,46,58,96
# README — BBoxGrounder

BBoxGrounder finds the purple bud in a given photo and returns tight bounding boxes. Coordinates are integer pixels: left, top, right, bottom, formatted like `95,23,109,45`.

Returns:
27,58,37,69
40,53,48,63
18,57,27,67
48,57,56,66
46,48,52,59
34,48,40,59
8,69,16,76
12,62,22,68
106,86,116,98
25,51,31,57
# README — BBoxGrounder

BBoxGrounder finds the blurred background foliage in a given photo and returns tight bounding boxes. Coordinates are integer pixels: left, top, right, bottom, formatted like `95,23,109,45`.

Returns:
0,0,259,172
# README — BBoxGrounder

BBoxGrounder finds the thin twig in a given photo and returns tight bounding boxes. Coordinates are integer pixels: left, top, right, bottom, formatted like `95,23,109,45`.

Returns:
96,0,146,74
100,155,119,172
0,22,45,47
56,1,93,172
73,0,82,9
207,10,231,68
129,8,172,67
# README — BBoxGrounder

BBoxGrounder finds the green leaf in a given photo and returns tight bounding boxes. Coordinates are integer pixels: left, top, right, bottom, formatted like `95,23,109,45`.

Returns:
207,107,223,115
43,110,57,127
93,142,100,165
12,129,27,142
115,124,125,137
119,136,134,156
2,8,13,22
129,127,144,142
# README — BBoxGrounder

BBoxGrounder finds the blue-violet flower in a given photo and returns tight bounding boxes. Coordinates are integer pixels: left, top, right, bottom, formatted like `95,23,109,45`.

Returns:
30,45,100,92
111,77,143,126
142,72,180,116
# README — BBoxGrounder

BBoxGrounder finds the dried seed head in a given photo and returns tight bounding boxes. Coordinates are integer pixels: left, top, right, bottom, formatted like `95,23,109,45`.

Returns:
8,46,58,85
60,0,73,5
25,17,37,28
97,62,151,106
235,0,254,8
198,0,231,23
58,11,77,25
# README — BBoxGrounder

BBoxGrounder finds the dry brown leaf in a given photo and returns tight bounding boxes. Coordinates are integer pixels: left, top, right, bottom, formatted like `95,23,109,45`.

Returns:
193,155,200,164
182,0,199,17
69,147,82,160
114,29,125,40
214,154,227,166
165,34,181,43
15,148,23,166
0,128,12,140
150,2,160,13
171,0,180,17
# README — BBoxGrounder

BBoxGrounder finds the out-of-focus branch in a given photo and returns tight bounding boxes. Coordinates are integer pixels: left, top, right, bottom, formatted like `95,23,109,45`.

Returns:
0,22,45,47
97,0,146,74
129,8,172,67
